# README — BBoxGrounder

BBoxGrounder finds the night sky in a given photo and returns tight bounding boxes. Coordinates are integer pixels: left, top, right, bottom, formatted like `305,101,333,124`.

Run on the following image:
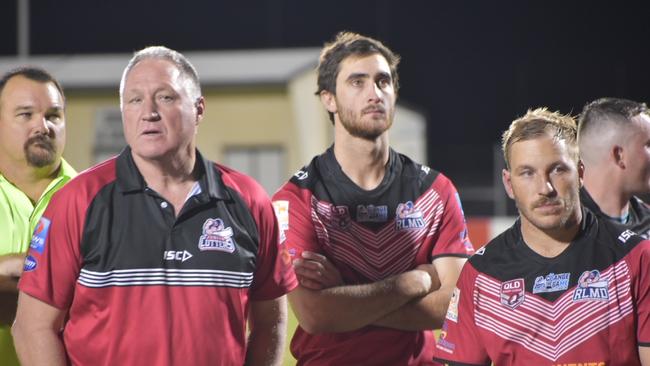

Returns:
2,1,649,213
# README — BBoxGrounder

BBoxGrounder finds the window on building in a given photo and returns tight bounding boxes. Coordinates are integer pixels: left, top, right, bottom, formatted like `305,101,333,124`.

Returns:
94,108,126,163
223,147,285,195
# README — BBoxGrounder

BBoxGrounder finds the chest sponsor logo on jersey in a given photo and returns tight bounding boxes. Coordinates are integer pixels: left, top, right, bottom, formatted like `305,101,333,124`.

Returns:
29,216,51,254
446,287,460,322
164,250,193,262
198,218,236,253
532,272,570,294
617,229,636,244
573,269,609,302
331,205,351,229
395,201,425,230
356,204,388,222
23,255,37,272
272,200,289,243
500,278,525,309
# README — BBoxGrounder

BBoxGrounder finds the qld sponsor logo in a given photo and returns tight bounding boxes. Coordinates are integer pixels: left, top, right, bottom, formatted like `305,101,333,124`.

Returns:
198,218,236,253
29,217,51,254
395,201,425,230
500,278,525,309
331,205,351,229
356,204,388,222
24,255,37,272
532,272,570,294
573,270,609,302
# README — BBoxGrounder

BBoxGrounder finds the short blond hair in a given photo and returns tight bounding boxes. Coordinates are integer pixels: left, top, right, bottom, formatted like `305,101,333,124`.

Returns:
501,108,578,169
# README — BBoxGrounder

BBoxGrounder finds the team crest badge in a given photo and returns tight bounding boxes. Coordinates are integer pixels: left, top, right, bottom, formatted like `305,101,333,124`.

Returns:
573,270,609,302
198,218,236,253
331,205,351,229
500,278,525,309
395,201,425,230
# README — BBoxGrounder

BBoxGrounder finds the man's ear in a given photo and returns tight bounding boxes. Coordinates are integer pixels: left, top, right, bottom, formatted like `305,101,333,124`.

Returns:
502,168,515,199
577,159,585,187
195,97,205,125
320,90,337,115
613,145,626,169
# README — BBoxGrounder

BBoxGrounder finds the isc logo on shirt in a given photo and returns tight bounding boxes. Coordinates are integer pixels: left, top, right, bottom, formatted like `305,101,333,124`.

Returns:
164,250,193,262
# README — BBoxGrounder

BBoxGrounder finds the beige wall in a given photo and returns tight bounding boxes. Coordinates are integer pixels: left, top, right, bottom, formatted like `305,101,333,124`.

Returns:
62,91,119,171
197,87,294,168
61,85,320,180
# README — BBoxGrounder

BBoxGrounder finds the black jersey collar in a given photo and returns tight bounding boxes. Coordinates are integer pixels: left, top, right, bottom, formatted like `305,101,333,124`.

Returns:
513,207,595,263
323,144,400,194
115,146,229,200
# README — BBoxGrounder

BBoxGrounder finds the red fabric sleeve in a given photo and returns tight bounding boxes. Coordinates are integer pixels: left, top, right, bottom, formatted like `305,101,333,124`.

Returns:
429,174,475,259
272,182,321,261
238,177,297,301
18,181,85,310
630,240,650,345
434,263,490,366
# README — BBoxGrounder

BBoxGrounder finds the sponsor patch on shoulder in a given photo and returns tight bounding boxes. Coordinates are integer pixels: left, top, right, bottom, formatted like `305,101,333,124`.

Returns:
29,217,51,254
446,287,460,322
24,255,38,272
272,200,289,243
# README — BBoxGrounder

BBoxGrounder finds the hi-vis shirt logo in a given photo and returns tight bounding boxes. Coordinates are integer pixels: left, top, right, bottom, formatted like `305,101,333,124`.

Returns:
500,278,525,309
198,218,236,253
395,201,425,230
532,272,570,294
573,270,609,302
356,204,388,222
29,217,51,254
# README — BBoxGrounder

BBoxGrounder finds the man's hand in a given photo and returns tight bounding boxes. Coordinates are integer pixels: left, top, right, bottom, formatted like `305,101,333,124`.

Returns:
0,254,25,278
293,251,343,290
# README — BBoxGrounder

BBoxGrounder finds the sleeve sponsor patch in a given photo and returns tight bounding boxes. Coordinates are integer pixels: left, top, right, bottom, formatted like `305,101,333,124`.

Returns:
446,287,460,322
272,200,289,243
29,216,51,254
23,255,38,272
